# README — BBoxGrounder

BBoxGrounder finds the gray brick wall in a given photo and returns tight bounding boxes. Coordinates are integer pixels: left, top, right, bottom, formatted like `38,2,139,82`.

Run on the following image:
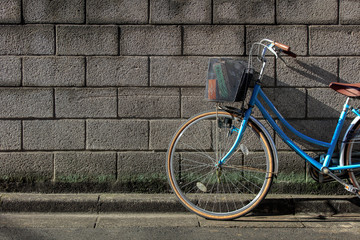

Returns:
0,0,359,193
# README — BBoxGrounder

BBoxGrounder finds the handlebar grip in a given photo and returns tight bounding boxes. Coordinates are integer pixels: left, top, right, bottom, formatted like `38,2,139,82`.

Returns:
274,41,290,52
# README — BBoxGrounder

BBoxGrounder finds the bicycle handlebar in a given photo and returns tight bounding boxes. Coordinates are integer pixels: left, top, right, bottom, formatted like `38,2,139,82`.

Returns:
274,41,290,51
274,41,297,58
249,39,297,70
248,39,298,82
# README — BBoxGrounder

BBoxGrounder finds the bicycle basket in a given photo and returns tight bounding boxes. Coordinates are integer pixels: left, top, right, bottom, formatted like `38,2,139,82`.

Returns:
205,58,253,102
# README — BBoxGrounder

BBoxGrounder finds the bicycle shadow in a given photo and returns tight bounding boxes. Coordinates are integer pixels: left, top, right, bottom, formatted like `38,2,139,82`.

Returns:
281,59,337,85
266,57,360,153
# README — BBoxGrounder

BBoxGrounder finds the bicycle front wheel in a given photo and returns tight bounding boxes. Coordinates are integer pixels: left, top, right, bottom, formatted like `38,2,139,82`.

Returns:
166,110,274,220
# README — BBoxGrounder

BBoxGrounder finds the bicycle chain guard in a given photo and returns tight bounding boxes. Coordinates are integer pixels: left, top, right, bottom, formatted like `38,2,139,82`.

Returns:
308,153,348,183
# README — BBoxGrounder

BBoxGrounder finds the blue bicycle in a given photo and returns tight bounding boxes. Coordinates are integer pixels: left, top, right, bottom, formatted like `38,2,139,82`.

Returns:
166,39,360,220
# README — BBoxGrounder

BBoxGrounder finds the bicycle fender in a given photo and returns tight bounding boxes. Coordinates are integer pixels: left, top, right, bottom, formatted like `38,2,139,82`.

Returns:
339,116,360,167
250,116,279,175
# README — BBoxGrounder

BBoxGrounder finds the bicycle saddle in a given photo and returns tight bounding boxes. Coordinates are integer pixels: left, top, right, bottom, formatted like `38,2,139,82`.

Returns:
329,82,360,97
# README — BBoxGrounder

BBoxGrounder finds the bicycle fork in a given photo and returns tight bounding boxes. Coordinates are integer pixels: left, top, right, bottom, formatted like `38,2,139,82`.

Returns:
216,84,261,167
216,110,252,168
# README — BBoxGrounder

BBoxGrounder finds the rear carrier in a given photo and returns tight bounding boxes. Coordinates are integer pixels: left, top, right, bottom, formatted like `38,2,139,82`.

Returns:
205,58,253,102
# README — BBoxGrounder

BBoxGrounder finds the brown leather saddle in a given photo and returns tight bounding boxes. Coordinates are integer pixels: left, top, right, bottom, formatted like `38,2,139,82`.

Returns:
329,82,360,98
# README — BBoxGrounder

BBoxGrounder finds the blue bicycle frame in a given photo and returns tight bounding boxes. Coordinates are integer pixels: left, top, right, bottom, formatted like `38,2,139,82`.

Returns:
218,40,360,175
219,79,360,173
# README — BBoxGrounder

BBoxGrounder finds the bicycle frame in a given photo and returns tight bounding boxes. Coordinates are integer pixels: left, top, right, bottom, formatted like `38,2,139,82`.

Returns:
219,84,360,172
219,78,360,173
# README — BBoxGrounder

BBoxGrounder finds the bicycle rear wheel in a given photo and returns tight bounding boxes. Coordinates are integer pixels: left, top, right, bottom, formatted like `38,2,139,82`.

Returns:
344,119,360,189
166,110,274,220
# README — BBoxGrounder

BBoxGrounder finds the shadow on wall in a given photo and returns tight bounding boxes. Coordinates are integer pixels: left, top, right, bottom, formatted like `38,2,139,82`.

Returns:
287,60,337,85
271,57,360,153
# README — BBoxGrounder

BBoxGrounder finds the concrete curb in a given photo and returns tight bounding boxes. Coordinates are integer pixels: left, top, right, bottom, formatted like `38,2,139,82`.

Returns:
0,193,360,216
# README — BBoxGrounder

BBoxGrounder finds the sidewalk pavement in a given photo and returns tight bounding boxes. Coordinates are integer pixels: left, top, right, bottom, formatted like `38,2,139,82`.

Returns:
0,193,360,216
1,213,360,240
1,213,360,229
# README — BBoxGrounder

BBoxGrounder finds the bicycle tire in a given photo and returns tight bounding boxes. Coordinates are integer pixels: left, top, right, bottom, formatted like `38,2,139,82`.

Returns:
344,119,360,189
166,110,274,220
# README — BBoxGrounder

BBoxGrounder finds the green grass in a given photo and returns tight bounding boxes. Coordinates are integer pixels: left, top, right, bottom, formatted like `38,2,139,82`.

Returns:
0,172,351,195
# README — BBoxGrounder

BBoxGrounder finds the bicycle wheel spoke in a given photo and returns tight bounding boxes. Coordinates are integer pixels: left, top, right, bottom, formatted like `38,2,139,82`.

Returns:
224,175,240,210
222,170,258,195
181,169,215,191
202,173,217,210
178,156,214,168
220,180,230,213
223,164,267,174
224,176,247,209
180,143,216,164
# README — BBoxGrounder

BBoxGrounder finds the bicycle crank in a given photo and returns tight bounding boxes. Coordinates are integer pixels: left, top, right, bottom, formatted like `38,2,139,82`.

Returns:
322,167,360,194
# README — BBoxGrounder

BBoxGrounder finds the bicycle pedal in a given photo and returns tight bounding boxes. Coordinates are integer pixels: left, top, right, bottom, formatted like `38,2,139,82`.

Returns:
344,184,359,194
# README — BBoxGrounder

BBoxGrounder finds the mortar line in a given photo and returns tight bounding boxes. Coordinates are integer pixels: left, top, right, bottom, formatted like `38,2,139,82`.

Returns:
84,57,88,86
0,86,208,89
244,25,247,56
117,26,121,56
115,152,118,181
180,26,184,56
53,88,56,118
147,56,151,86
179,87,183,118
20,0,25,24
148,0,151,24
305,88,308,119
274,0,277,25
20,57,24,87
0,115,340,121
84,0,87,24
210,0,214,24
337,0,340,25
54,25,57,56
147,120,150,150
307,25,310,56
20,120,24,151
116,87,119,117
84,120,87,150
337,57,341,83
0,149,166,153
52,153,56,182
9,53,354,58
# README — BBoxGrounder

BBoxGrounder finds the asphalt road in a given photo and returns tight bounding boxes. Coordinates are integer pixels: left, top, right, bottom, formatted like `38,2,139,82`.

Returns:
0,213,359,240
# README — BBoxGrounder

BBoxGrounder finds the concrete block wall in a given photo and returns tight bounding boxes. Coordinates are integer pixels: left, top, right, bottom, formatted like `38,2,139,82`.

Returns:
0,0,359,193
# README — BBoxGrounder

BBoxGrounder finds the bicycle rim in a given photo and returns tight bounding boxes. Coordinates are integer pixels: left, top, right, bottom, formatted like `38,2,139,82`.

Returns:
166,111,274,220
